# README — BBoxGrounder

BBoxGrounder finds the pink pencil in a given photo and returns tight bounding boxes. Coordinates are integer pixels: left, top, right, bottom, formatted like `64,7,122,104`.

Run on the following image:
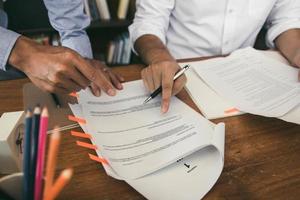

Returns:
34,107,49,200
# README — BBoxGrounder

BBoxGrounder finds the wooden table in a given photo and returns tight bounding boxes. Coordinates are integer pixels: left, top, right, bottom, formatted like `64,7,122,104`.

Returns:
0,64,299,200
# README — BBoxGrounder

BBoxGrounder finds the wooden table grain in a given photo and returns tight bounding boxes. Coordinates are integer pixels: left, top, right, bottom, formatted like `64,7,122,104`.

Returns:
0,64,299,200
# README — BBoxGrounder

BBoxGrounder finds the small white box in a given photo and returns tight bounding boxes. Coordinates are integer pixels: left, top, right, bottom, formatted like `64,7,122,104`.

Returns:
0,111,25,174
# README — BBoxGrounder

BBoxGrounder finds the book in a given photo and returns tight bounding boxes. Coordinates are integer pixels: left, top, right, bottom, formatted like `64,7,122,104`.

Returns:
88,0,100,21
95,0,111,20
69,80,225,199
180,49,300,124
106,32,132,65
117,0,130,19
106,41,115,64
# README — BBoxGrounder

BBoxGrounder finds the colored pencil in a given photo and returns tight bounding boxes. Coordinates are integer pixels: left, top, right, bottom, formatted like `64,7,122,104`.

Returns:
43,129,61,199
34,107,49,200
30,106,41,199
45,168,73,200
23,110,32,200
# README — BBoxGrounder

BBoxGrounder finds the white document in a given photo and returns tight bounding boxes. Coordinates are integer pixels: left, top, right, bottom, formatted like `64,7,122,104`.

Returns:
78,80,218,180
192,47,300,117
69,99,225,199
68,103,122,180
261,51,300,124
182,49,300,124
127,124,225,200
181,62,244,119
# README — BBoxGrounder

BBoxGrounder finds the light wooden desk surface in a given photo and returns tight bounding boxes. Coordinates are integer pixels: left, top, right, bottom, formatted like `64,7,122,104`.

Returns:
0,63,299,200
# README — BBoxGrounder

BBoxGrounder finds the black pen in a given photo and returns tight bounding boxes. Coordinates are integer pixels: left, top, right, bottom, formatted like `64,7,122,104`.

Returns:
143,64,190,104
50,93,61,108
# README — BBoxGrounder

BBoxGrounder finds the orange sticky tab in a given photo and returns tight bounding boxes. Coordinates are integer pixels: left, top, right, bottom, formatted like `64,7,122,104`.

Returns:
76,141,97,150
68,115,86,124
69,92,79,98
71,131,92,139
88,153,109,165
224,108,239,114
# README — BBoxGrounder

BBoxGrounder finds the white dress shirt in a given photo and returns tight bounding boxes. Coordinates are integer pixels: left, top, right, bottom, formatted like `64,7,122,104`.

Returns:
129,0,300,59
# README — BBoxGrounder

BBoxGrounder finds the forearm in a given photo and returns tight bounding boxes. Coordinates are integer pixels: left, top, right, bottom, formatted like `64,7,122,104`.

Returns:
134,34,175,65
0,27,20,71
275,29,300,67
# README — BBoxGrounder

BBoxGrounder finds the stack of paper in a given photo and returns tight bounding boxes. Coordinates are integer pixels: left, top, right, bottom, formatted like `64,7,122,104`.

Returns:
69,80,225,199
181,48,300,124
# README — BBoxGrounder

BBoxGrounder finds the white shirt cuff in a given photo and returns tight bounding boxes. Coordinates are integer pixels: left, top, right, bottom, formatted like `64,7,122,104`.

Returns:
129,24,166,55
266,20,300,49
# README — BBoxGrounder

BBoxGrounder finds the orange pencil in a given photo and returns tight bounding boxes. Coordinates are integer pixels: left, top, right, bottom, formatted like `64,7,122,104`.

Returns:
46,168,73,200
43,129,61,199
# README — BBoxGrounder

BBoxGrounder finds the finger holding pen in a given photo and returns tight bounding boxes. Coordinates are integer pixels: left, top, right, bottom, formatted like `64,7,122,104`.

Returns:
161,65,187,113
143,62,189,113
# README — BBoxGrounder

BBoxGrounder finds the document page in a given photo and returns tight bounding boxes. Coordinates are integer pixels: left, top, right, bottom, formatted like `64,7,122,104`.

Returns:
180,62,244,119
78,80,215,179
193,47,300,117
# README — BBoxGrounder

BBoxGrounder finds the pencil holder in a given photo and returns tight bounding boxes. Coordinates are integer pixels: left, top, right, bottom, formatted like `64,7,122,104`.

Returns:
0,111,25,174
0,172,23,200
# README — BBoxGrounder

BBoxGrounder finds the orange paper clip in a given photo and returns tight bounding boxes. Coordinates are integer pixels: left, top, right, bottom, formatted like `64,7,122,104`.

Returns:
88,153,109,165
69,92,79,98
71,131,92,139
68,115,86,124
76,141,97,150
224,108,239,114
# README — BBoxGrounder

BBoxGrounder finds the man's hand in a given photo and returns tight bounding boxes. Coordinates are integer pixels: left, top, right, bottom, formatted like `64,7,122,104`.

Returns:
141,60,187,113
86,59,124,96
8,36,120,95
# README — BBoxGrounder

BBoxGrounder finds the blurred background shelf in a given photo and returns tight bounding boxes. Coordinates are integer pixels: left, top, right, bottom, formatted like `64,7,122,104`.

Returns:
4,0,139,66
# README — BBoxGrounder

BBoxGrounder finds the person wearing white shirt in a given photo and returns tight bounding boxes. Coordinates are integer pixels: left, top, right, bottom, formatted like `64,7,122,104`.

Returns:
129,0,300,113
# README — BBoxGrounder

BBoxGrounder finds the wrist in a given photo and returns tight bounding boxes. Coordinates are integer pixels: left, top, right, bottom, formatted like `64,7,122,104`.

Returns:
147,48,176,65
8,36,40,72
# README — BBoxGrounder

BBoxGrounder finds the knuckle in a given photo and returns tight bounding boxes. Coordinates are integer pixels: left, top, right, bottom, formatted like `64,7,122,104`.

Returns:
47,86,56,93
163,83,172,90
52,80,61,87
63,50,75,60
55,64,68,75
49,74,60,84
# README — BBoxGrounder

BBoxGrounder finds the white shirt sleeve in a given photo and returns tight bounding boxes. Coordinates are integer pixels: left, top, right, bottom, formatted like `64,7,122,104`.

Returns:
128,0,175,54
265,0,300,48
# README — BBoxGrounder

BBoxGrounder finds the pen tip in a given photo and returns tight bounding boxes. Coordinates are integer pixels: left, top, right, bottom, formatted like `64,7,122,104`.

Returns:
143,97,151,104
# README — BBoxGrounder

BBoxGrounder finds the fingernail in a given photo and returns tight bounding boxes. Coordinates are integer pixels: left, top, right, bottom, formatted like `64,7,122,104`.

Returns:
118,84,123,90
108,89,116,96
161,104,168,114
